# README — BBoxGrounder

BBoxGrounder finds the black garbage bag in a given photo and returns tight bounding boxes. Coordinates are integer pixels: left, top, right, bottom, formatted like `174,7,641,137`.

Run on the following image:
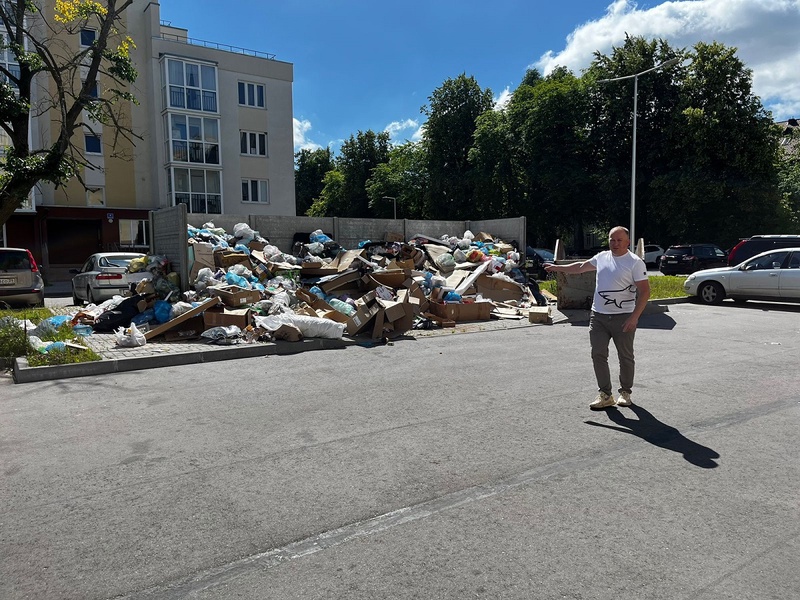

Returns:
92,294,147,333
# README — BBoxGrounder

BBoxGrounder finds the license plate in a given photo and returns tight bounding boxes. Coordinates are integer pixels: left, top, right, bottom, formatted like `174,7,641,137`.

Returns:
0,277,16,285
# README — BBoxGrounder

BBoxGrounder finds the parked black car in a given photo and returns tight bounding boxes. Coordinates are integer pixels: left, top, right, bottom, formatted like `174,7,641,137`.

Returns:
727,235,800,266
659,243,728,275
525,247,555,280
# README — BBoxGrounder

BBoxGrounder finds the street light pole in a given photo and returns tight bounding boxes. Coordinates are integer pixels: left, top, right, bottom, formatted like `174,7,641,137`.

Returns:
382,196,397,220
598,57,680,252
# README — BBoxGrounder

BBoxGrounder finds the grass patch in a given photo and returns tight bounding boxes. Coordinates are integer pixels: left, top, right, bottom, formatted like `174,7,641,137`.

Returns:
538,275,687,300
0,308,101,368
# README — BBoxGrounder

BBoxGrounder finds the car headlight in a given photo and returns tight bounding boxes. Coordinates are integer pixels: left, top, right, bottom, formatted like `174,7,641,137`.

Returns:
686,274,695,281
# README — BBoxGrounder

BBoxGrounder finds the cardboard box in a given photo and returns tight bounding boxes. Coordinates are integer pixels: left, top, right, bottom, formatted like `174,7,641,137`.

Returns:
248,240,268,252
384,231,405,243
429,300,493,322
203,306,251,330
346,302,380,336
214,250,251,270
528,305,552,324
375,298,406,323
209,285,262,307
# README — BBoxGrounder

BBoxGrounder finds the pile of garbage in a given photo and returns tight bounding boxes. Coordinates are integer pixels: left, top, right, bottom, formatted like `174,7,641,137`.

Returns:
59,223,553,349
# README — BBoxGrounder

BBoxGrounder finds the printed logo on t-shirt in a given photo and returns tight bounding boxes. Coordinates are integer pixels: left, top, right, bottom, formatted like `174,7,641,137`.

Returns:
597,284,637,309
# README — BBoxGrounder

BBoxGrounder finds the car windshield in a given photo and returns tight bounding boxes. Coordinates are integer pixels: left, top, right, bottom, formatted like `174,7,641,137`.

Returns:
99,255,141,268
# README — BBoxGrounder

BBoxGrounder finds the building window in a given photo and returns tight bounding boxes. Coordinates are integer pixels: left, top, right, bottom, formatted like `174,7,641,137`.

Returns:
241,179,269,204
85,134,102,154
80,29,96,47
239,131,267,156
0,33,20,89
168,114,219,164
119,219,150,248
86,187,104,206
237,81,265,108
169,167,222,214
165,58,217,113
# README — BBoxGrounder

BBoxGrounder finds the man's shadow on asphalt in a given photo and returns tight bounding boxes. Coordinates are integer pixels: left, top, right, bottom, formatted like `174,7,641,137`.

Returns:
585,405,719,468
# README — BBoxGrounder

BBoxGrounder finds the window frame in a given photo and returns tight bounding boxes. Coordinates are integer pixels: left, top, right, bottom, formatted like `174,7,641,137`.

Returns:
84,133,102,154
239,130,267,156
237,81,266,108
241,178,269,204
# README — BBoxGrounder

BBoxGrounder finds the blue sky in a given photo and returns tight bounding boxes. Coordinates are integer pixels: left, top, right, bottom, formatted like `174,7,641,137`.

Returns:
159,0,800,153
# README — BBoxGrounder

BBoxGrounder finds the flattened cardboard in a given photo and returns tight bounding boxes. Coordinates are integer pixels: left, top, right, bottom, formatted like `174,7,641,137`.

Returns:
144,296,220,340
472,272,526,302
189,242,216,281
319,269,361,294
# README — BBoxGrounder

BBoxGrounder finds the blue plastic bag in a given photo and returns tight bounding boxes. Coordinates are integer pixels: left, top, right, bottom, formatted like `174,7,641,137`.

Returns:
153,300,172,324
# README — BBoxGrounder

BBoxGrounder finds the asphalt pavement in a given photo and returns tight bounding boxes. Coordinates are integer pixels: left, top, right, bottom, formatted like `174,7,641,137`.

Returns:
2,298,800,599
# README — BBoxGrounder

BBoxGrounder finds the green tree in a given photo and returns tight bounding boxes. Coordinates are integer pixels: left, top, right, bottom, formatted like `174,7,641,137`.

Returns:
775,123,800,231
329,129,390,217
0,0,138,227
508,67,593,248
307,169,344,217
365,141,429,219
294,147,333,216
585,36,684,246
422,73,494,220
664,41,781,247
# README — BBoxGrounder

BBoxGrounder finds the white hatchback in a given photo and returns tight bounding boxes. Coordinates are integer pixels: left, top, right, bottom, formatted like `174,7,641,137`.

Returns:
683,248,800,304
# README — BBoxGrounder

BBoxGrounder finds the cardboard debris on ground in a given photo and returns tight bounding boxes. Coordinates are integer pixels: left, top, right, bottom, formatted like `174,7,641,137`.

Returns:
163,226,550,343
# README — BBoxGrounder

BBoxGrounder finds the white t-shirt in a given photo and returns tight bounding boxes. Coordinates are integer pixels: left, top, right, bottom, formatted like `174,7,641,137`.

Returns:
588,250,648,314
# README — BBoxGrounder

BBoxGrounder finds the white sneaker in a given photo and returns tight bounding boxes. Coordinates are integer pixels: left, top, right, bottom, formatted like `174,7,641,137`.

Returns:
616,391,633,407
590,392,615,410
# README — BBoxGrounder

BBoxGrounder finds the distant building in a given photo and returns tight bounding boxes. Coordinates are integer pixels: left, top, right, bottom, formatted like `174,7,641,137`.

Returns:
4,0,295,282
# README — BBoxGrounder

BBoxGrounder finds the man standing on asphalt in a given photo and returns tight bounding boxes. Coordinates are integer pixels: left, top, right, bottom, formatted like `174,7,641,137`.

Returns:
544,226,650,409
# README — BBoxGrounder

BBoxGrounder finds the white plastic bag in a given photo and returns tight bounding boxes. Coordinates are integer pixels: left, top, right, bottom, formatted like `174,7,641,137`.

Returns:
115,323,147,347
254,314,345,339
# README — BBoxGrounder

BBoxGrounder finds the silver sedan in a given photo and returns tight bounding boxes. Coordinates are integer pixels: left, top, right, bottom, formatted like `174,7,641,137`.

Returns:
683,248,800,304
70,252,146,305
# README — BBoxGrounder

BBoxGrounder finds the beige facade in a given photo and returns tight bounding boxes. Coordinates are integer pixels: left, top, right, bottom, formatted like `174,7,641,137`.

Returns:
9,0,296,275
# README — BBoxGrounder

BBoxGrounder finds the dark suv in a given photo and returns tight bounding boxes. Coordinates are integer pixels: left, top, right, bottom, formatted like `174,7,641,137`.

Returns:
727,235,800,266
659,244,728,275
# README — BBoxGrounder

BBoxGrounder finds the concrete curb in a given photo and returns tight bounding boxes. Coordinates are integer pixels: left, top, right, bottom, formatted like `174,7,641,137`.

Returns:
12,337,357,384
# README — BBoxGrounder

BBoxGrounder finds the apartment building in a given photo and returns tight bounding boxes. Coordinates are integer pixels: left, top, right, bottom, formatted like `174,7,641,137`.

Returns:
4,0,295,281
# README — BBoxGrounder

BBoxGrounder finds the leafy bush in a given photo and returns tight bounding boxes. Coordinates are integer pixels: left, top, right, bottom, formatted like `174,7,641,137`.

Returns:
0,309,101,367
539,275,687,299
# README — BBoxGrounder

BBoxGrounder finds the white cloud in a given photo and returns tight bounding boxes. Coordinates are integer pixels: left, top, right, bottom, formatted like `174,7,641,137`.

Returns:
384,118,423,143
535,0,800,120
494,87,512,110
293,117,322,152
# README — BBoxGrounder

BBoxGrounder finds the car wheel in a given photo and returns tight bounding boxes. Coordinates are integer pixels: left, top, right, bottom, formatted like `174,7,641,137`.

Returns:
698,281,725,305
72,285,82,306
87,286,95,305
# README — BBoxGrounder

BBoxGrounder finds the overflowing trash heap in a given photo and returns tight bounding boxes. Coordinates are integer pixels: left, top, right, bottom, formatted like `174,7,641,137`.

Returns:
66,222,553,349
